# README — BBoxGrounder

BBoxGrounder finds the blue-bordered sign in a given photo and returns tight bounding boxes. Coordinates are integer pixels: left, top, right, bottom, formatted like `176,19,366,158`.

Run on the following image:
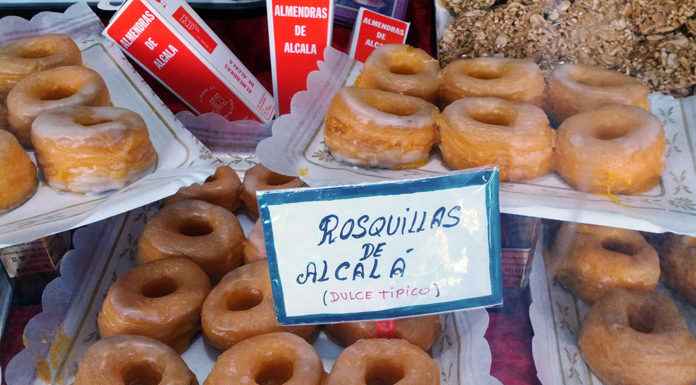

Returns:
258,168,502,325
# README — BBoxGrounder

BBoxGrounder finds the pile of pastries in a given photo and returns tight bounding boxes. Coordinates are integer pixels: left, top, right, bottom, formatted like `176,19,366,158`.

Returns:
548,222,696,385
74,165,443,385
324,43,666,195
0,34,157,214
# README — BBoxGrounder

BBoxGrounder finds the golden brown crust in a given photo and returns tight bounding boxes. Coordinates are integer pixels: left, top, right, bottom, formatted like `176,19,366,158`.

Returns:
660,234,696,306
0,129,37,213
240,164,303,219
165,166,241,212
325,316,441,351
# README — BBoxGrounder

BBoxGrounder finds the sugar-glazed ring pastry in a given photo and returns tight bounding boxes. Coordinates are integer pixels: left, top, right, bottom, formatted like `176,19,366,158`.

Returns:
325,316,441,351
324,87,439,170
204,332,323,385
240,164,303,220
7,65,110,146
0,34,82,94
660,234,696,306
439,57,545,106
165,166,241,212
201,261,318,350
554,105,665,194
326,339,440,385
74,335,198,385
98,258,211,353
579,290,696,385
31,106,157,193
548,64,650,123
355,44,440,102
0,129,37,213
549,223,660,304
437,97,554,181
138,200,245,281
243,219,267,263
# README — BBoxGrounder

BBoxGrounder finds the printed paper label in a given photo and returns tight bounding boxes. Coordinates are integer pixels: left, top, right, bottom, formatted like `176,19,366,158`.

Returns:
349,7,410,62
259,169,502,325
267,0,334,115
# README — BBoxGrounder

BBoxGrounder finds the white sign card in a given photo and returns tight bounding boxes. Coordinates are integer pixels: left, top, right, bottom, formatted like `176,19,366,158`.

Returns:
258,168,503,325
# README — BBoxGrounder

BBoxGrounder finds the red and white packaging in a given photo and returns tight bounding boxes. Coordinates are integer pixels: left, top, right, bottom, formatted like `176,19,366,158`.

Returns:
267,0,334,115
349,7,410,62
104,0,275,123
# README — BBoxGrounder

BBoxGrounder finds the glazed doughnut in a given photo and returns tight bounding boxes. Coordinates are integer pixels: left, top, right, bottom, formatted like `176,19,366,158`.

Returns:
437,97,554,181
0,34,82,94
138,200,244,281
548,64,650,123
660,234,696,306
326,339,440,385
243,219,267,263
324,87,439,170
241,164,303,219
355,44,440,102
439,57,545,106
31,106,157,193
7,65,110,146
204,332,323,385
201,261,317,350
579,290,696,385
0,130,37,213
98,258,211,353
325,316,441,351
549,223,660,304
165,166,241,212
554,105,665,194
74,335,197,385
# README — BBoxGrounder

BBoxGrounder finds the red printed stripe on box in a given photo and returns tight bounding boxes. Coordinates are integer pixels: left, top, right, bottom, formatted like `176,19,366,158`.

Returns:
172,6,217,54
350,8,410,63
105,0,257,121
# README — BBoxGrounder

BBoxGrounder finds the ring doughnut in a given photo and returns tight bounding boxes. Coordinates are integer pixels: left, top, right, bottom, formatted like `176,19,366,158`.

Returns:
355,44,440,102
0,34,82,94
204,332,323,385
7,65,111,146
439,58,545,106
325,316,441,351
0,129,37,213
660,234,696,306
201,260,318,350
579,290,696,385
138,200,245,281
243,219,267,263
554,105,665,194
324,87,439,170
437,97,554,181
98,258,211,353
74,335,197,385
549,223,660,304
325,339,440,385
165,166,241,212
548,64,650,123
240,164,303,220
31,106,157,193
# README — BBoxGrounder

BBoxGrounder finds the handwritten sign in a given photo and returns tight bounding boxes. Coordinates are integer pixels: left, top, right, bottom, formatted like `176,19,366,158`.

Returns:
258,169,502,325
266,0,333,115
349,7,410,62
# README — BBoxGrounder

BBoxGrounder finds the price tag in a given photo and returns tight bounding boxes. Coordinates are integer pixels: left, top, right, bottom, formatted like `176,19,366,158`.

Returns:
258,168,502,325
266,0,334,115
349,7,410,62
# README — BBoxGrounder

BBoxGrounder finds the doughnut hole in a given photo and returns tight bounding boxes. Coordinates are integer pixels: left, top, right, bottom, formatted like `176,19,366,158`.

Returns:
601,238,639,256
265,173,298,186
122,362,163,385
35,84,78,101
365,360,406,385
628,303,657,334
571,69,626,88
141,276,178,299
591,123,631,141
254,358,294,385
73,113,113,127
226,287,263,311
386,52,425,75
468,106,517,127
18,46,53,59
461,63,505,80
178,217,214,237
360,92,421,117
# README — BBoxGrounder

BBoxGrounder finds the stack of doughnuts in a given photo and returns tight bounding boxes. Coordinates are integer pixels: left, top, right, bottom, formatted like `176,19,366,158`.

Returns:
0,33,158,215
324,44,666,195
548,222,696,385
76,164,442,385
